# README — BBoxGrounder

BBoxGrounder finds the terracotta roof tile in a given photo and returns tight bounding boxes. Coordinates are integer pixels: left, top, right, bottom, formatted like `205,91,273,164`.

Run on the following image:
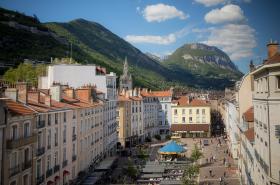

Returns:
140,90,172,97
244,127,254,142
173,96,209,107
171,124,210,132
243,107,254,122
5,99,35,116
264,52,280,65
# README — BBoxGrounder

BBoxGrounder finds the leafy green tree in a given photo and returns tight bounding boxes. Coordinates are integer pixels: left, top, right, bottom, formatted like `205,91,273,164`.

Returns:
3,63,46,86
190,144,203,163
126,158,138,179
182,164,199,185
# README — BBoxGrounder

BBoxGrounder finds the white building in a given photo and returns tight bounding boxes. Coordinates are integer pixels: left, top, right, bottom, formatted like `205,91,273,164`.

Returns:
250,41,280,185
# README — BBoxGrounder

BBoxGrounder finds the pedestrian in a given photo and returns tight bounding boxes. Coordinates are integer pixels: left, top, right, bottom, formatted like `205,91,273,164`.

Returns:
224,171,226,177
209,169,212,177
206,158,208,163
213,155,216,162
223,157,226,165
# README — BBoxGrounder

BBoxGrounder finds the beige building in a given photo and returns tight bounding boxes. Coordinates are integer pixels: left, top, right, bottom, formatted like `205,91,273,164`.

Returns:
251,41,280,185
170,96,211,137
2,84,37,185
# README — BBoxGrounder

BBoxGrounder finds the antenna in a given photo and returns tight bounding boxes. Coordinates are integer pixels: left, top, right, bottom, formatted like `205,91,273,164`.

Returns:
70,42,72,63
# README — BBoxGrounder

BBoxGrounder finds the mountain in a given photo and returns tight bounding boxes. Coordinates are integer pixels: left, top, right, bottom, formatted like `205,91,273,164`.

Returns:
0,7,241,89
162,43,242,89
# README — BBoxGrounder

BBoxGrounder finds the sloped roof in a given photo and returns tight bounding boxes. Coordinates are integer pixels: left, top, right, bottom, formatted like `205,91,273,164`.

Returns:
5,99,35,116
244,127,254,143
141,90,172,97
159,140,186,154
173,96,209,107
264,52,280,65
243,107,254,122
118,95,130,102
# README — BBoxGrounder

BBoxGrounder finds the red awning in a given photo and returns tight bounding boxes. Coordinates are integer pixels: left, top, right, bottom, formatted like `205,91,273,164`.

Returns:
55,176,60,181
47,181,54,185
63,170,70,176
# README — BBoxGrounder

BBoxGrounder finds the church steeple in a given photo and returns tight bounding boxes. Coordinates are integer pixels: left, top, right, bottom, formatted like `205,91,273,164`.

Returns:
119,57,132,91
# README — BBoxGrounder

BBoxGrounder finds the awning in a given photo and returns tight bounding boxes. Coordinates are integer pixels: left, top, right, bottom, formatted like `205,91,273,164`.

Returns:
47,181,54,185
55,176,60,181
63,170,70,176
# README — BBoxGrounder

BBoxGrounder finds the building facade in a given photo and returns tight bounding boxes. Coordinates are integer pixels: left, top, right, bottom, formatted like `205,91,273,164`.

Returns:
251,41,280,185
170,96,211,137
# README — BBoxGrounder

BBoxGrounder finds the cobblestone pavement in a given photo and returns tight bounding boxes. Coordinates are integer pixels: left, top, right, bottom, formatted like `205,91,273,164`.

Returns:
180,137,240,185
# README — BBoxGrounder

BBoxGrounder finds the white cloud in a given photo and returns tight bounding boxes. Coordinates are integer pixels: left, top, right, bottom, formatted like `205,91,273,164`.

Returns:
125,34,176,45
142,3,188,22
195,0,225,7
125,27,190,45
203,24,257,60
205,4,245,24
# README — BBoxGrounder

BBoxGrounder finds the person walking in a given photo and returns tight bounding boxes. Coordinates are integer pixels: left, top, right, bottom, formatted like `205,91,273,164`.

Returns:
209,169,212,177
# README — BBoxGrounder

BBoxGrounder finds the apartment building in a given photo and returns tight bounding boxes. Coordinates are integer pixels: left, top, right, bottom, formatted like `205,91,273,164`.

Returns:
170,96,211,137
38,64,118,158
116,88,144,148
250,41,280,185
2,84,37,185
141,90,161,139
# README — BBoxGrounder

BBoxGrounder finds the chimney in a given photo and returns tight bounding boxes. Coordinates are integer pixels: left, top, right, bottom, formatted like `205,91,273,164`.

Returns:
4,88,18,102
28,91,40,103
75,88,91,103
267,39,279,58
249,60,255,72
16,82,28,104
50,84,62,102
45,95,52,107
64,88,75,99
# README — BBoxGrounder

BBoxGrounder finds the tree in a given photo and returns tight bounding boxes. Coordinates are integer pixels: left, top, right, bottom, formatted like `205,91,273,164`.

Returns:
182,164,199,185
3,63,46,86
190,144,203,163
126,158,138,179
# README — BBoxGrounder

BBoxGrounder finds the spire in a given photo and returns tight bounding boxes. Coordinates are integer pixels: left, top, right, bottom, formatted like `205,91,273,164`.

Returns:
123,56,128,75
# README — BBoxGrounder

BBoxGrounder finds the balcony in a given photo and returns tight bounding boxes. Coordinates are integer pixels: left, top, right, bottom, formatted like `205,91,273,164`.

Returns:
22,160,32,171
7,135,36,149
9,165,20,177
72,134,77,141
53,165,60,173
72,155,77,162
46,168,53,178
36,147,45,156
62,160,68,168
37,120,45,129
36,174,45,185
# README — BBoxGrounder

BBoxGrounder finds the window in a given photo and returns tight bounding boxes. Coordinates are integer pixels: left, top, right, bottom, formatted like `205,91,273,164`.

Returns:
63,148,66,161
55,113,58,124
63,125,67,143
24,148,29,163
48,114,51,125
189,109,192,114
36,159,41,178
24,123,30,138
55,128,58,146
23,174,29,185
47,155,51,170
63,112,67,122
174,109,177,115
174,117,178,123
10,152,17,168
47,129,51,149
202,117,206,123
182,117,186,123
11,125,18,140
196,109,199,114
277,76,280,89
189,117,193,123
182,109,185,115
202,109,205,115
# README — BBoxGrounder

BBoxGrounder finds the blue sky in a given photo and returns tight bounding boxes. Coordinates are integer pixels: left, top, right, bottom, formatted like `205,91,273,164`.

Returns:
1,0,279,73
